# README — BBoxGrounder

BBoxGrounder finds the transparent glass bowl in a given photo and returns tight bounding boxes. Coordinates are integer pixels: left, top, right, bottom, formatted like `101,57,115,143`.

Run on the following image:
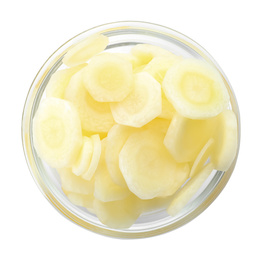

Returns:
22,21,240,238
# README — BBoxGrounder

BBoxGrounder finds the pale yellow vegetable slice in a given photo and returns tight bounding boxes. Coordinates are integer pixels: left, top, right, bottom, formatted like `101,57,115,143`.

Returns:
57,168,94,195
46,64,86,99
167,163,214,216
67,192,94,209
105,120,170,187
72,136,93,176
164,113,215,162
119,130,190,199
110,72,162,127
63,33,109,67
211,110,238,171
64,68,115,133
143,55,182,84
93,195,142,229
81,134,101,181
190,138,215,178
162,58,230,119
83,53,133,102
105,124,135,187
131,44,175,65
33,97,82,168
94,139,130,202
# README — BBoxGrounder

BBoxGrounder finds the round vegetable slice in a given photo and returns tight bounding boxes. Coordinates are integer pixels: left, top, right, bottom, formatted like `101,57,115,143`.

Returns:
33,97,82,168
162,58,230,119
105,124,135,187
105,120,170,188
167,163,214,216
93,195,142,229
57,168,94,195
64,68,115,133
46,64,86,99
83,53,133,102
164,113,215,162
63,33,109,67
81,134,101,181
72,136,93,176
110,72,162,127
211,109,238,171
94,139,131,202
119,130,190,199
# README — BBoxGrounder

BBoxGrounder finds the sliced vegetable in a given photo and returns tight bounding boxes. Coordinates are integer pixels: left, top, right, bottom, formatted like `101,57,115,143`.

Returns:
110,72,162,127
211,110,238,171
189,138,215,178
83,53,133,102
72,136,93,176
33,97,82,168
119,130,189,199
81,134,101,181
162,58,230,119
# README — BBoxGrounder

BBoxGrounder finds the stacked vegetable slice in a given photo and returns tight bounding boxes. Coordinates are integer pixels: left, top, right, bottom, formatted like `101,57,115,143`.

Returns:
32,34,238,229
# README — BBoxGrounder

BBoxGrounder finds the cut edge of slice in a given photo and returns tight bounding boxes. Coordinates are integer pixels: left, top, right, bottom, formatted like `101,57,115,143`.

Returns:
167,162,214,217
211,109,238,171
81,134,101,180
72,136,93,176
189,138,215,178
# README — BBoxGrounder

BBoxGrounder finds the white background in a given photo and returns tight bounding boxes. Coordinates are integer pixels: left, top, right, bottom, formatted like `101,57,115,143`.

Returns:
1,0,263,259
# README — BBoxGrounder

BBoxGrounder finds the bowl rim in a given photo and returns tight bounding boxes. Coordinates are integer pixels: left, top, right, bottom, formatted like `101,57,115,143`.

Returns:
21,20,240,239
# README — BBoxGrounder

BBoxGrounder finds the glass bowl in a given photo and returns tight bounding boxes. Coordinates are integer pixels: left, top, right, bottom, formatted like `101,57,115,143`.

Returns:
22,21,240,238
